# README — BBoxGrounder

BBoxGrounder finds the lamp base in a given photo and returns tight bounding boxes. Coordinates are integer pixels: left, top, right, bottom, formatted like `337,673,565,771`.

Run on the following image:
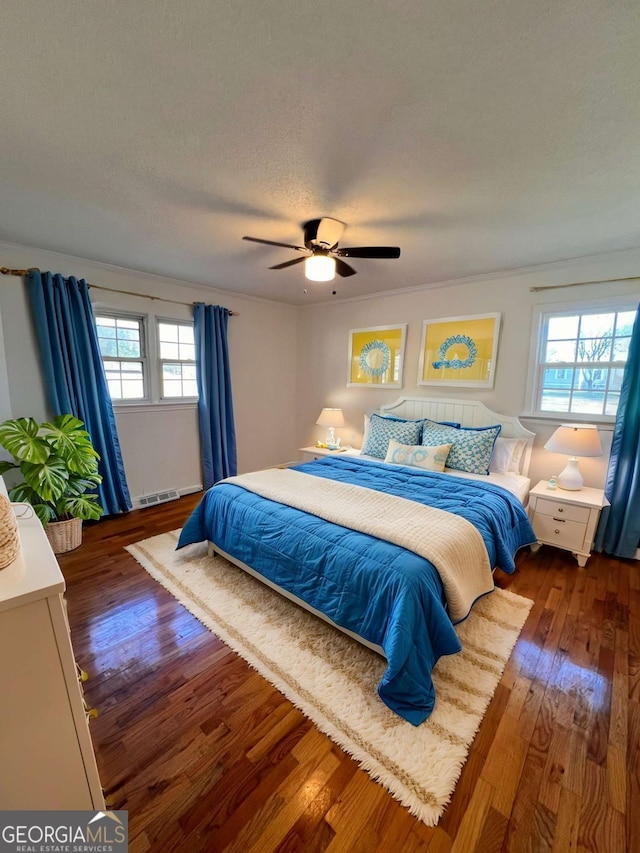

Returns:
325,427,341,450
557,457,583,490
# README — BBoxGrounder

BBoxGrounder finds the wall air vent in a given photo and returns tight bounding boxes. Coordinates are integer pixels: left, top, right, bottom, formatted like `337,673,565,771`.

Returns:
136,489,180,509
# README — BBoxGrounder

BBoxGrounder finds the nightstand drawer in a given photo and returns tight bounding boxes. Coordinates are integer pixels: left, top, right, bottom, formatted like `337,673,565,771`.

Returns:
533,497,591,524
299,450,324,462
534,513,587,552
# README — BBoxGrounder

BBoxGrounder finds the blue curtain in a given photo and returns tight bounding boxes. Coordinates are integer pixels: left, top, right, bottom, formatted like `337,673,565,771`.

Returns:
595,304,640,558
193,303,237,489
28,270,132,515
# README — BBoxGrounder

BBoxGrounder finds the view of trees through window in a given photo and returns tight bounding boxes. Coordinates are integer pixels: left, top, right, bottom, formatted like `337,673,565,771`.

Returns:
96,315,146,400
538,309,635,416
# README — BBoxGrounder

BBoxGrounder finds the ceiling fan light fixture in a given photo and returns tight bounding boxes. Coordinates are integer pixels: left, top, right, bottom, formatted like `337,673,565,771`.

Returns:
244,218,400,280
305,254,336,282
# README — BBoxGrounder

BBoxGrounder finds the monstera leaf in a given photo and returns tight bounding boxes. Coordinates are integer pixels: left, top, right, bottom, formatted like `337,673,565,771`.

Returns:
0,417,51,464
65,474,103,496
57,493,103,521
21,457,70,503
8,483,57,524
41,415,100,475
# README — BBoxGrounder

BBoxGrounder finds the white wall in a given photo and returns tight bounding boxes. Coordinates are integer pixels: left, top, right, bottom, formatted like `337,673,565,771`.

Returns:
0,242,298,500
0,305,12,422
296,248,640,489
0,263,48,422
2,240,639,499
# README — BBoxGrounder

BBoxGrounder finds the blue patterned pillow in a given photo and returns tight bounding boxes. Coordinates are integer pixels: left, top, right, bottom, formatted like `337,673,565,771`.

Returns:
422,417,461,429
421,422,501,475
361,414,422,459
363,414,460,448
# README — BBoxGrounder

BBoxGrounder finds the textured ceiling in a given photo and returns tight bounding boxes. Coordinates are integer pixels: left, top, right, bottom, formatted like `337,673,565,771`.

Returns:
1,1,639,305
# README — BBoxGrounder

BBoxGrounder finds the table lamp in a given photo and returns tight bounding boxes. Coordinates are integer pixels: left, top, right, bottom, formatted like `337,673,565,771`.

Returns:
544,424,603,490
315,408,344,449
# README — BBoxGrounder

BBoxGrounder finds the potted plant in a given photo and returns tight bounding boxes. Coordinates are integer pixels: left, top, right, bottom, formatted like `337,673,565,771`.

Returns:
0,414,103,553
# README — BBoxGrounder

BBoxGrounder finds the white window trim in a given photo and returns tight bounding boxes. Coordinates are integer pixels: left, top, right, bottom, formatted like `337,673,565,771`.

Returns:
95,310,151,405
156,316,198,402
524,294,637,423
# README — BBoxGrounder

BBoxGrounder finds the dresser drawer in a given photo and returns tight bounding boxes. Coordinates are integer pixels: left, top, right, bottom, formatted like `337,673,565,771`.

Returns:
533,513,588,552
533,497,591,524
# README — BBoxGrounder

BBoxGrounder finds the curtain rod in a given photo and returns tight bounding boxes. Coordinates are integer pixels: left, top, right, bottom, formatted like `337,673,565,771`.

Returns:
0,266,239,315
530,274,640,292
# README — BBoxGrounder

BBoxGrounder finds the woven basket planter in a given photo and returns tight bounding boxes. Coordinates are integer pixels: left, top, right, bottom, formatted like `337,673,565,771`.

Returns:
45,516,83,555
0,495,20,569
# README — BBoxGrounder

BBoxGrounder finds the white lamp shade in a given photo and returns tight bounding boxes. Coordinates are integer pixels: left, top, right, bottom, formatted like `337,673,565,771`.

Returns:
305,255,336,282
544,424,603,490
315,408,345,428
544,424,603,457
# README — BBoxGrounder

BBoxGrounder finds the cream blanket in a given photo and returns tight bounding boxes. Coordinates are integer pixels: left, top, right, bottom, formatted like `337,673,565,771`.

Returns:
221,468,494,622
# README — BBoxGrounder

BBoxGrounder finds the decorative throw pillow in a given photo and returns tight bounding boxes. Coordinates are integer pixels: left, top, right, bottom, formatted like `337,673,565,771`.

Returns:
384,439,452,472
421,422,502,475
489,437,528,474
362,413,460,448
361,414,422,459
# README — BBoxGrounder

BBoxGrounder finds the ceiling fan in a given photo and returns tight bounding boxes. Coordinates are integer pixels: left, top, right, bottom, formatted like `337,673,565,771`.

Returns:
242,218,401,281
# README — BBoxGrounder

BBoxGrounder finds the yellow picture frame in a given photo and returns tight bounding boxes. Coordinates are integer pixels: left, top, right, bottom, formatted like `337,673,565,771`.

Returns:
347,324,407,388
418,313,501,387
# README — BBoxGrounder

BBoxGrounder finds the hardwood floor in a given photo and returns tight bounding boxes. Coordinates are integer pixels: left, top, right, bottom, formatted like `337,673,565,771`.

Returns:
58,495,639,852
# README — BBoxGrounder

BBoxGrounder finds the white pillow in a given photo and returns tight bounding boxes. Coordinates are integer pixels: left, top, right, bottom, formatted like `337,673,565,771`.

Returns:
489,437,528,474
384,439,452,472
363,413,371,447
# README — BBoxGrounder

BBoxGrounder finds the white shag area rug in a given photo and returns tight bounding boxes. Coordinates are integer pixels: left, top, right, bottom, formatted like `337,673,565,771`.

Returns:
126,530,533,826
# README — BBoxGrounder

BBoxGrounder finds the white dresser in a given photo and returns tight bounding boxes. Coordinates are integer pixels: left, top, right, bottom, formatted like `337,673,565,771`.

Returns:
0,510,104,808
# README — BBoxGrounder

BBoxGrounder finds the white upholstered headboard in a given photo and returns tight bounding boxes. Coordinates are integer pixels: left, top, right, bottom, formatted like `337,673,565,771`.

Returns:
379,396,535,476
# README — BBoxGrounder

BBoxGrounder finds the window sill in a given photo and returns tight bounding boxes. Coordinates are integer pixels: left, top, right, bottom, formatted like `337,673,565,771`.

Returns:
520,412,616,430
113,401,198,414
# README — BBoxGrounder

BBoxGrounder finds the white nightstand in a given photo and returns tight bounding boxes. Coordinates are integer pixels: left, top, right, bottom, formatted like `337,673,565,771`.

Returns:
528,480,609,567
299,446,361,462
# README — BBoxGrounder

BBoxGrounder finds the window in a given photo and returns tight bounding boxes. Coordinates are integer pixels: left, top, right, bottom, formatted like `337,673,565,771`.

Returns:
157,320,197,399
95,312,198,405
95,314,147,401
533,305,635,418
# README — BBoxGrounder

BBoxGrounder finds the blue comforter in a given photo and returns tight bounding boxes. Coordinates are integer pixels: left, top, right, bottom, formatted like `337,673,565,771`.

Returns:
178,456,535,725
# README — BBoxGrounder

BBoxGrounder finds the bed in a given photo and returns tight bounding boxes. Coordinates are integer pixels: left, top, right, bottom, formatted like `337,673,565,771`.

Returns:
178,397,537,725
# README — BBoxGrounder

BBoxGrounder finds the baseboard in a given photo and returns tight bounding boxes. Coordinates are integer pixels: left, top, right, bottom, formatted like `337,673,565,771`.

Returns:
178,484,203,497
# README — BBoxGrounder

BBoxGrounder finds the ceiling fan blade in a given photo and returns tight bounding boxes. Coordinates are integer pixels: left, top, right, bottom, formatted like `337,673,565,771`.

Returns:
335,258,357,277
334,246,401,259
269,257,307,270
243,236,306,251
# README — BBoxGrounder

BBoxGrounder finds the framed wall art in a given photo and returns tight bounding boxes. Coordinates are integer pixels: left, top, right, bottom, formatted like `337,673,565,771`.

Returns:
347,324,407,389
418,313,501,388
